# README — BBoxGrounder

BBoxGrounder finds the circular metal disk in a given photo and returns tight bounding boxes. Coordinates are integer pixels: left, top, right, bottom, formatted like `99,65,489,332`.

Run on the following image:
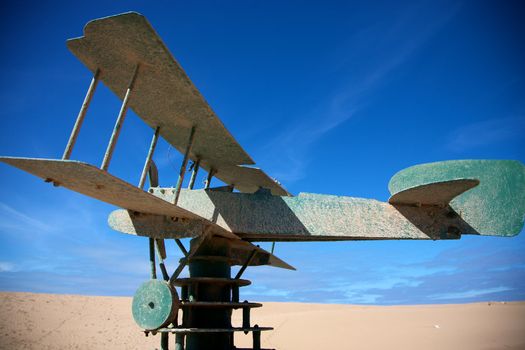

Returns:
132,280,179,330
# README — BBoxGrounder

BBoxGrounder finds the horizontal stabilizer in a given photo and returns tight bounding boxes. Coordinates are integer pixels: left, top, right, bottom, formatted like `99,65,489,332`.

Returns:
200,237,295,271
0,157,199,219
389,179,479,206
389,160,525,237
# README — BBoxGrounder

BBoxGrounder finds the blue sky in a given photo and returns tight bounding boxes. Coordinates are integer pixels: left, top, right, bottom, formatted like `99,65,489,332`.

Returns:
0,0,524,305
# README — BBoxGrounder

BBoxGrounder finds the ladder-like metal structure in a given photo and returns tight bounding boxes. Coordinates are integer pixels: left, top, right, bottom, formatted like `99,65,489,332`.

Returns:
162,236,273,350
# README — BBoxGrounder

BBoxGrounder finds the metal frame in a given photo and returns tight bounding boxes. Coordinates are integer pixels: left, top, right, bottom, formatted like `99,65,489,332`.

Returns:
101,64,140,171
174,126,196,204
139,126,161,189
62,69,100,160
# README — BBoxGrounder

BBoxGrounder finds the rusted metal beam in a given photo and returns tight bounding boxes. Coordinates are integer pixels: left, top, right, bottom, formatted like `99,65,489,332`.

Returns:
173,126,196,204
187,158,200,190
253,325,261,350
175,334,185,350
149,237,157,279
62,68,100,160
169,229,211,283
204,169,215,190
138,126,160,189
155,239,170,281
242,304,251,334
160,333,169,350
175,239,188,257
101,63,140,171
235,249,257,279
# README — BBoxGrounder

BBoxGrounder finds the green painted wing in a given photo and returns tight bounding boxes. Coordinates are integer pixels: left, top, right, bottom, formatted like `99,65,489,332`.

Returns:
389,160,525,237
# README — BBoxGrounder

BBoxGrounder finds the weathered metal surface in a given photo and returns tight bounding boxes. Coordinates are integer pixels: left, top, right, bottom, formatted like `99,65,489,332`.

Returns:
184,237,232,349
156,327,273,333
107,212,295,269
132,279,179,331
172,277,251,287
0,157,200,219
188,159,201,190
67,12,254,168
107,209,237,239
175,239,189,256
106,178,519,241
242,306,251,333
204,169,215,190
149,238,157,279
389,179,479,206
170,230,214,283
253,325,261,350
167,236,275,350
148,188,474,240
62,69,100,160
389,160,525,236
180,301,262,309
108,210,206,239
235,249,257,279
174,126,196,204
156,239,167,260
193,236,295,270
155,239,170,281
202,164,290,196
138,126,160,189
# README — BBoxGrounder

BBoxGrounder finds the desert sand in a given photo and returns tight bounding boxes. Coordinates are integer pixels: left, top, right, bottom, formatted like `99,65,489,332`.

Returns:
0,292,524,350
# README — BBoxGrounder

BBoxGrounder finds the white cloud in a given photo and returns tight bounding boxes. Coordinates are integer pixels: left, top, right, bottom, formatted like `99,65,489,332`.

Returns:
259,3,461,185
429,286,513,301
0,261,16,272
0,201,53,233
446,116,525,152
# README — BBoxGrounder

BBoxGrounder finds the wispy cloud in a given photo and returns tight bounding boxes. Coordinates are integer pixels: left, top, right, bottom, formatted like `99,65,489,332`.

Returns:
429,286,513,301
0,202,53,233
0,261,16,272
239,235,525,305
446,116,525,151
261,2,462,184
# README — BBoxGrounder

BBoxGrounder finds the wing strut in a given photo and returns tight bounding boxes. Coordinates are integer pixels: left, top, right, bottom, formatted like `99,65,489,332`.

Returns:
62,68,100,160
138,126,160,189
173,126,196,204
101,63,140,171
188,158,201,190
205,168,216,189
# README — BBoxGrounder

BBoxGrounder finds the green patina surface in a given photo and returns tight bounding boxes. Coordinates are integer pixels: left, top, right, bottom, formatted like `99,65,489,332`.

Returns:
389,160,525,236
132,280,178,331
106,159,525,241
388,179,479,206
151,189,472,240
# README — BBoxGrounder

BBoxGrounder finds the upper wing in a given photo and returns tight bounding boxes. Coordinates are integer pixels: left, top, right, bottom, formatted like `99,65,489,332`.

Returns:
67,12,288,196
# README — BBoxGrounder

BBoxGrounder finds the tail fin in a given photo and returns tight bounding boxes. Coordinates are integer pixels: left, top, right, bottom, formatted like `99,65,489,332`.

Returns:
389,160,525,237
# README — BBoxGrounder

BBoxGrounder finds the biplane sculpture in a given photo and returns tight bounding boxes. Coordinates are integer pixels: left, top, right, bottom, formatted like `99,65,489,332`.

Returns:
1,12,525,350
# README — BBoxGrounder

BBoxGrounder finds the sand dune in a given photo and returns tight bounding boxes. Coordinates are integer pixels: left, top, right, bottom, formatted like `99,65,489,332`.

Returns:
0,292,524,349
